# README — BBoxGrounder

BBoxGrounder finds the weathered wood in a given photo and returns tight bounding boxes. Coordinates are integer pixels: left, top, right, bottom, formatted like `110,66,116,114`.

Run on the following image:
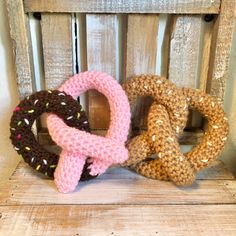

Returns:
41,13,73,89
126,14,159,129
24,0,221,14
6,0,35,99
1,161,235,205
199,17,214,92
169,15,202,88
86,15,118,129
208,0,236,101
168,15,203,128
1,205,236,235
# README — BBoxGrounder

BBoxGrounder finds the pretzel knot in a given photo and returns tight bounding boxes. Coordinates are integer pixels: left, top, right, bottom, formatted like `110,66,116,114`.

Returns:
122,75,229,186
47,71,131,193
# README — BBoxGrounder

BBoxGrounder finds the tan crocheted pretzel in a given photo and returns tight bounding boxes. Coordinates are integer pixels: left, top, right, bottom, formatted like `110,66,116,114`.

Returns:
122,75,229,186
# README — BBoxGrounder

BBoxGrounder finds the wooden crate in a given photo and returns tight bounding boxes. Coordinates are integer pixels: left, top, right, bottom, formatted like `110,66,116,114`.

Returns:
6,0,235,144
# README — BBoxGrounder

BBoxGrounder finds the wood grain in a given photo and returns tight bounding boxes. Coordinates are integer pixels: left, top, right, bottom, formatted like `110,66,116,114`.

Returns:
126,14,159,129
6,0,35,99
1,205,236,235
23,0,221,14
1,161,235,205
208,0,236,101
41,13,73,89
86,14,118,129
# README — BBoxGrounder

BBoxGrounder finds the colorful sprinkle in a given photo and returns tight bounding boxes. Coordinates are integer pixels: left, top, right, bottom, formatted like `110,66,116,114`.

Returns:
61,102,66,106
50,164,56,168
43,159,47,165
36,165,41,171
28,109,35,113
31,157,35,163
83,121,88,124
34,99,39,105
48,90,52,93
207,142,212,146
19,155,23,160
26,96,30,100
25,146,31,151
67,116,73,120
17,121,22,126
24,118,29,125
77,112,80,119
201,159,208,163
46,102,49,108
11,127,16,131
15,107,21,112
58,92,65,96
16,134,21,140
14,147,20,151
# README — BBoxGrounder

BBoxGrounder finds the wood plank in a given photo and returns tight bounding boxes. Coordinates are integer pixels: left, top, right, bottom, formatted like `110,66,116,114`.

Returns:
6,0,35,99
126,14,159,129
0,164,235,205
168,15,203,128
86,15,118,129
41,13,73,89
1,205,236,235
208,0,236,101
199,16,214,92
24,0,221,14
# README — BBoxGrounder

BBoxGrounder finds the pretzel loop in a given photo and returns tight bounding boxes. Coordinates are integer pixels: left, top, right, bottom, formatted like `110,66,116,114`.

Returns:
47,71,131,193
123,75,229,186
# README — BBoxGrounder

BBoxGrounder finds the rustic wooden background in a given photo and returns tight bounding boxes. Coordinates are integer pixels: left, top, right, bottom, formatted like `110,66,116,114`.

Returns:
7,0,235,145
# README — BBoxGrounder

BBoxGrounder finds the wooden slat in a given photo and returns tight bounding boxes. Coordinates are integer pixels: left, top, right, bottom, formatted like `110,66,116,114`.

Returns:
169,15,202,88
1,205,236,235
6,0,35,99
168,15,203,128
41,13,73,89
126,14,159,129
199,17,215,91
1,161,235,205
24,0,221,14
208,0,236,101
86,15,118,129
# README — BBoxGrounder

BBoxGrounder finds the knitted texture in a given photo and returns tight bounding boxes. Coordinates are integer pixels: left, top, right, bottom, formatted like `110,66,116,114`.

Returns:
122,75,229,186
47,71,131,193
9,90,95,181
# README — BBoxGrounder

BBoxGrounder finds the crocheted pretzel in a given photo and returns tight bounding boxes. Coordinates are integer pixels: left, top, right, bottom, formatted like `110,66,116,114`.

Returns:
47,71,131,193
122,75,229,186
9,90,95,181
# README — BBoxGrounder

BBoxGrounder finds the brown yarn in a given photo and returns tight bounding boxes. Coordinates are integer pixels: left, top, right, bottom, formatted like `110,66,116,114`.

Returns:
122,75,229,186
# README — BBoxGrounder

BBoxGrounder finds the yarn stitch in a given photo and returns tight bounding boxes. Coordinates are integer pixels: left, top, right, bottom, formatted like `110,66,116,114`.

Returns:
47,71,131,193
9,90,95,181
122,75,229,186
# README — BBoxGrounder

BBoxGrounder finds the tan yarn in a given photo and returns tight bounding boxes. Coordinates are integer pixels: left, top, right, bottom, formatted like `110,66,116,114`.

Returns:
122,75,229,186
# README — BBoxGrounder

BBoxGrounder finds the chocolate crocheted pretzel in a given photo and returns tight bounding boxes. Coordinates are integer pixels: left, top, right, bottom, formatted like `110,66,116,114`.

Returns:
123,75,229,185
10,90,94,181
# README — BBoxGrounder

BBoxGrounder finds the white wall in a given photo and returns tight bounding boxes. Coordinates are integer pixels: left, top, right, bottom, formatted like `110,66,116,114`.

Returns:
0,1,236,176
0,1,20,179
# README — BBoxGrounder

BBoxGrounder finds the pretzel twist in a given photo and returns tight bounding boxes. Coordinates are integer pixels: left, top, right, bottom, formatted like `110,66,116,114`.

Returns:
47,71,131,193
123,75,229,185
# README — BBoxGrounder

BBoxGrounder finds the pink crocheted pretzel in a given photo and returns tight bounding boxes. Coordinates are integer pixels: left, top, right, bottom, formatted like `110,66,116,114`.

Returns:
47,71,131,193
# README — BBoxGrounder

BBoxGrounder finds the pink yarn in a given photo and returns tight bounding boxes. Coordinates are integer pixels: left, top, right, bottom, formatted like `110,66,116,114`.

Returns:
47,71,131,193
